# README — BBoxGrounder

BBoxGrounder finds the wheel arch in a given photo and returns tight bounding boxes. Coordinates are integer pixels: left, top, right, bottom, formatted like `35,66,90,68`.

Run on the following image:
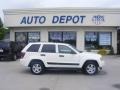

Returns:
28,59,45,67
82,60,99,68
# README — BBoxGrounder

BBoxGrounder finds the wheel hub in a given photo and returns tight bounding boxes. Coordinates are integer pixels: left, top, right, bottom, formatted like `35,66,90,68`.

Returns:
86,64,96,74
32,64,42,73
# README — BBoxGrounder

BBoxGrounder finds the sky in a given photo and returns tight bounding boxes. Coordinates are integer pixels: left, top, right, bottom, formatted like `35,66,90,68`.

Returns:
0,0,120,22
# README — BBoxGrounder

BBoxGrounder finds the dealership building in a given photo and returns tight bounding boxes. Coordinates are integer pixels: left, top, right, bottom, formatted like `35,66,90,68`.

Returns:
3,8,120,54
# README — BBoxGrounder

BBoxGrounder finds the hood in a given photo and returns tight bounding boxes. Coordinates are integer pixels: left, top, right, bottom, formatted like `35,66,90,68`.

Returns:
80,51,102,59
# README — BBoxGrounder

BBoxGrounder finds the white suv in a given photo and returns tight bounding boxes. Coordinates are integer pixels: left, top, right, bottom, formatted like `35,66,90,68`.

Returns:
20,42,104,75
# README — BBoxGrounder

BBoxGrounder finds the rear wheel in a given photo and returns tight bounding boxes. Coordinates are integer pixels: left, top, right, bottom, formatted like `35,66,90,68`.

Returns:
30,62,44,75
9,54,17,61
13,54,17,61
83,61,98,75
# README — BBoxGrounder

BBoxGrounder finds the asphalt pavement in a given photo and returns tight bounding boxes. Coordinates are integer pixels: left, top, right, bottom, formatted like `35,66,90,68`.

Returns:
0,55,120,90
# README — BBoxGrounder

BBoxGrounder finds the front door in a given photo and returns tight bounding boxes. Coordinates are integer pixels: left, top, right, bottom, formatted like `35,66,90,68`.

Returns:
56,45,79,68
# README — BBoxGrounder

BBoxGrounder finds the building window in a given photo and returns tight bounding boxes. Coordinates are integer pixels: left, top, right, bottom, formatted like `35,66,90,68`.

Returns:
15,32,28,47
85,32,112,50
15,32,40,47
15,32,27,43
49,32,62,42
49,31,76,47
28,32,40,43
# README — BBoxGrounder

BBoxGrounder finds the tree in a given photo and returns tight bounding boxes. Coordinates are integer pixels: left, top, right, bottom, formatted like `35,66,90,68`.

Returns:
0,18,3,27
0,18,9,40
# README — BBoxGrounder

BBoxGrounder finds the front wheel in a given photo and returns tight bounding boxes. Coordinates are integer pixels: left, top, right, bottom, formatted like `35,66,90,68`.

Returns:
30,62,44,75
83,62,98,75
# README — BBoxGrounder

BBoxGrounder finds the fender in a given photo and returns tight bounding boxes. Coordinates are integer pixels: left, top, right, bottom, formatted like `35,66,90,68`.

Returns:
81,60,99,68
28,59,45,67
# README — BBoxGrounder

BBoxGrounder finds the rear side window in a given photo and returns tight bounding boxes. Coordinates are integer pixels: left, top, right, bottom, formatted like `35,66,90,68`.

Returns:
41,44,56,53
27,44,40,52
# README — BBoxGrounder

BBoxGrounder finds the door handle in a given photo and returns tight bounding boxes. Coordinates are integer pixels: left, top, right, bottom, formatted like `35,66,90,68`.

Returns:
40,54,46,56
59,55,64,57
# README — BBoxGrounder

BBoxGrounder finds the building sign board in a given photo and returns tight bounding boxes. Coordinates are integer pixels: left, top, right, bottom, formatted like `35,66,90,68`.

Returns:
4,13,120,27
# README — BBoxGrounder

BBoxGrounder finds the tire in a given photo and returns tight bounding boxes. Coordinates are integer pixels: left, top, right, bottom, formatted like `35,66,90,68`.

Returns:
13,54,17,61
9,54,17,61
83,61,98,75
30,62,45,75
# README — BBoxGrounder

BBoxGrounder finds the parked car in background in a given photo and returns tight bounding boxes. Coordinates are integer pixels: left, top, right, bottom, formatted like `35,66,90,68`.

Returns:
0,41,22,61
20,42,104,75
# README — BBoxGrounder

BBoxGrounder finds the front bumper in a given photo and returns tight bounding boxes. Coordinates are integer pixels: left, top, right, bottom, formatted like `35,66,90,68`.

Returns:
98,67,102,71
98,61,105,71
100,61,105,66
98,60,105,67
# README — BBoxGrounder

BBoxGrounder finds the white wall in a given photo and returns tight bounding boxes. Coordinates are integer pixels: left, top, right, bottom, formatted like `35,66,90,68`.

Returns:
4,8,120,27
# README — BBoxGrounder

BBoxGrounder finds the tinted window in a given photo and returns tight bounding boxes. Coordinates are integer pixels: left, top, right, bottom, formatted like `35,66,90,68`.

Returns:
49,31,76,47
0,42,9,49
58,45,76,54
41,44,56,53
85,32,112,50
15,32,40,47
27,44,40,52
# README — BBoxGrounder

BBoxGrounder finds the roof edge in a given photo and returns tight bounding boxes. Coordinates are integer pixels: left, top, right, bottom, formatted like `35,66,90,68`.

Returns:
3,7,120,15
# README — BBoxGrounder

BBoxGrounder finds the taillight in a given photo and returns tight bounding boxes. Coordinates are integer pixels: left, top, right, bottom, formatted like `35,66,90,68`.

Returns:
20,52,25,59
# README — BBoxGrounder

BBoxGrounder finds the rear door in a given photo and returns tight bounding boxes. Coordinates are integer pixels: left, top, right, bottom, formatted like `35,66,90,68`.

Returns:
24,44,41,61
39,44,58,67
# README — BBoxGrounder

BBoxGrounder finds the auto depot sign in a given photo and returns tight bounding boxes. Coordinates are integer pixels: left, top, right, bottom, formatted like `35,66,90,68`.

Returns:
4,11,120,27
20,15,86,25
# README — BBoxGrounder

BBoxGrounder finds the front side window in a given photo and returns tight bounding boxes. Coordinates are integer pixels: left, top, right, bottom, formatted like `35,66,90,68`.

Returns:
27,44,40,52
41,44,56,53
58,45,76,54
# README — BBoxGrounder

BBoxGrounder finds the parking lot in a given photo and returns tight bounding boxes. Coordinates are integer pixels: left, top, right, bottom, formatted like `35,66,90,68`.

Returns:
0,55,120,90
